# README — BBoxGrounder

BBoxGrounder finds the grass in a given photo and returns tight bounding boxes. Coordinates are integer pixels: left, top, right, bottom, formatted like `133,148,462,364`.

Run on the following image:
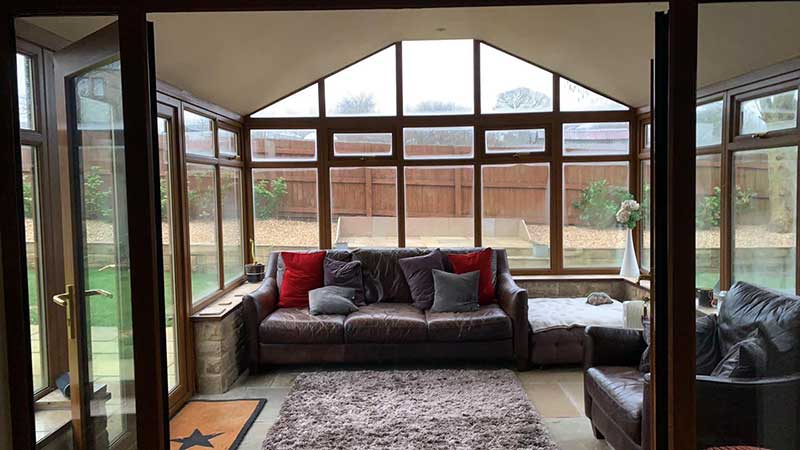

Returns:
27,267,220,327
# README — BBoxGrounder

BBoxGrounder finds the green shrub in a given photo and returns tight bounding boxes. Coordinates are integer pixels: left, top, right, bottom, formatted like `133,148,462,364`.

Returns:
572,179,633,228
696,185,754,229
254,177,288,220
83,166,112,221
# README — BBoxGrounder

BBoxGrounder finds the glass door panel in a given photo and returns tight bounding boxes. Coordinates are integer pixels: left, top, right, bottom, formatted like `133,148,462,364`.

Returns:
72,58,136,448
158,116,180,393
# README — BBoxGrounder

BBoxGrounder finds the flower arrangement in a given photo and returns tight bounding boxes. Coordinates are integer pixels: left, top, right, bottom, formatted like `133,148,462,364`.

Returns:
616,199,642,229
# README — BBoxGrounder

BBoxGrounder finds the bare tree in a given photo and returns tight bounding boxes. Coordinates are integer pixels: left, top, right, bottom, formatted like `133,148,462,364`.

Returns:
335,92,377,115
495,87,551,111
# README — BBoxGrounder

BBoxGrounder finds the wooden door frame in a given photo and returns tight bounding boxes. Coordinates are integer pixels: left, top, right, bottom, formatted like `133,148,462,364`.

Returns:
156,101,194,416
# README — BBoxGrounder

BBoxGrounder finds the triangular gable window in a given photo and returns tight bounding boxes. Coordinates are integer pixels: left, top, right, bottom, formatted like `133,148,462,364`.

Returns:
325,46,396,117
251,83,319,118
480,43,553,114
559,78,628,111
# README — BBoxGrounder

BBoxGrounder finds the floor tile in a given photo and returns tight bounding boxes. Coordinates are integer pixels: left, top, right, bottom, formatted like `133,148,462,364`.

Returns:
525,383,582,418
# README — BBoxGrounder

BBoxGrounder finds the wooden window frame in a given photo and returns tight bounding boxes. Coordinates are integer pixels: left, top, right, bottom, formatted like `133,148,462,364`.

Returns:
244,39,637,276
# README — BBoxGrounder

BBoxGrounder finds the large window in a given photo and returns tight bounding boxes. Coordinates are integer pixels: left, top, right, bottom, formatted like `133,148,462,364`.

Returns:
252,168,319,261
732,147,797,292
482,164,550,269
696,154,722,289
22,144,45,392
325,46,396,117
183,109,244,305
402,40,474,115
17,53,35,130
186,164,219,302
739,89,798,135
563,162,629,268
331,167,398,248
221,168,245,284
248,39,632,274
405,166,474,247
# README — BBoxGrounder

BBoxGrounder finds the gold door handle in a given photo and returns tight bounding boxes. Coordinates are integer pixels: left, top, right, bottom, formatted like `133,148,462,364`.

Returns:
52,284,76,339
85,289,113,298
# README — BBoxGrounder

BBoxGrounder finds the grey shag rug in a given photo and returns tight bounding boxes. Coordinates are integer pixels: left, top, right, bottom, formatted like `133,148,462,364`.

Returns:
261,369,559,450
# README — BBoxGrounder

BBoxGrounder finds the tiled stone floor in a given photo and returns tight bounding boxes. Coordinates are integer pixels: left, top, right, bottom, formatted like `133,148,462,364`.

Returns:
192,365,611,450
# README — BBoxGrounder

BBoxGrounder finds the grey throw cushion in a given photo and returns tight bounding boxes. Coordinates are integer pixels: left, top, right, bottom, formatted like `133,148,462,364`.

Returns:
323,258,365,306
586,292,613,306
711,327,769,378
399,249,447,310
639,318,651,373
430,269,480,313
308,286,359,316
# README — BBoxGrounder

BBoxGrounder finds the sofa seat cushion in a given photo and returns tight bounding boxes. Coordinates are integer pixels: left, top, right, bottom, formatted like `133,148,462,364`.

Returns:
344,303,427,343
585,366,646,444
260,308,345,344
425,304,511,342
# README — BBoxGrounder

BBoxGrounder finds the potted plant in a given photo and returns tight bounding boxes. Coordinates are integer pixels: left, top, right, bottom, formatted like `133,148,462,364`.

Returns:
616,199,643,280
244,239,265,283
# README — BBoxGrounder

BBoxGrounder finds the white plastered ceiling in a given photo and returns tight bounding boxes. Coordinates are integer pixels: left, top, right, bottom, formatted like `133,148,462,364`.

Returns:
20,2,800,115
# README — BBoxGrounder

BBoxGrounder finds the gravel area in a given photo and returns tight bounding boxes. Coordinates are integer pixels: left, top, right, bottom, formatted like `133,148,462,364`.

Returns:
26,218,795,250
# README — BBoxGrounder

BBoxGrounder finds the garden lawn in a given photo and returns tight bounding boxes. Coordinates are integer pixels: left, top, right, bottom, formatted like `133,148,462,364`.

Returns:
26,268,219,327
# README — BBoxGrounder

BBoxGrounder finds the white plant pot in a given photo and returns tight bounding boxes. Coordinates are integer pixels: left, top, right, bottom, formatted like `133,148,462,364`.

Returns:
620,228,641,280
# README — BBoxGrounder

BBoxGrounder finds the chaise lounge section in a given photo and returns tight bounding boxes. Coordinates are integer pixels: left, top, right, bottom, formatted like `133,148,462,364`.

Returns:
242,248,530,370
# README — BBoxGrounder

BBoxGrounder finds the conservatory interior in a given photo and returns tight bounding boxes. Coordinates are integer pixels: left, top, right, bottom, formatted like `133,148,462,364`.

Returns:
9,2,800,450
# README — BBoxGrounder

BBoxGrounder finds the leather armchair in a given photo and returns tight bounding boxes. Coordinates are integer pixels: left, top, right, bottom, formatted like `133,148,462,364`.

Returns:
584,282,800,450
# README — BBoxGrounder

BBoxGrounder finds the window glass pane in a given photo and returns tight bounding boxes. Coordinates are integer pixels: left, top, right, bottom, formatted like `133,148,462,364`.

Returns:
482,164,550,269
252,168,318,262
250,129,317,162
480,43,553,114
22,144,45,392
17,53,35,130
402,40,473,115
485,129,546,154
183,110,214,157
186,164,219,302
333,133,392,157
640,159,651,271
218,128,238,157
251,84,319,118
403,127,474,159
733,146,797,292
156,118,179,392
740,90,798,135
563,162,629,268
405,166,474,247
331,167,397,248
559,78,628,111
696,154,721,289
325,46,396,117
696,100,723,147
221,168,244,284
563,122,630,156
644,123,651,150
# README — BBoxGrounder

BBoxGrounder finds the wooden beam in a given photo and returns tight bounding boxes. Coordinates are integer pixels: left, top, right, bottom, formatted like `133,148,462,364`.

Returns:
118,9,169,450
0,11,36,450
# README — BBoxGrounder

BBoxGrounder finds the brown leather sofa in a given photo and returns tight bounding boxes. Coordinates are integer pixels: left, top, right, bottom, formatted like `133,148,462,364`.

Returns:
242,248,530,371
583,282,800,450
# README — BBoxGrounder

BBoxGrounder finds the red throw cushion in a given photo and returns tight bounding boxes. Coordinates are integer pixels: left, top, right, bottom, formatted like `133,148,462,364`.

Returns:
278,251,327,308
447,248,494,304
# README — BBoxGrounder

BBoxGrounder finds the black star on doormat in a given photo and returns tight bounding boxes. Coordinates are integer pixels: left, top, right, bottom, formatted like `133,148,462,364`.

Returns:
171,428,224,449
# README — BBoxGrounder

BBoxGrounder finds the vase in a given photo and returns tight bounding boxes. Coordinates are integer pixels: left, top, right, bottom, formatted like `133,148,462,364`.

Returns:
620,228,640,280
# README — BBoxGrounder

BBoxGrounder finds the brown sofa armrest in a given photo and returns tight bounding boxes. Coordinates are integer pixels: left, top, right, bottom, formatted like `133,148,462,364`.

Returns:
241,277,278,371
695,373,800,449
497,270,529,370
584,326,646,370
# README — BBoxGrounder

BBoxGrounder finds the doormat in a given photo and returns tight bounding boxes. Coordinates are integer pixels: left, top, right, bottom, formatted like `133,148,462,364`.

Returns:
170,399,266,450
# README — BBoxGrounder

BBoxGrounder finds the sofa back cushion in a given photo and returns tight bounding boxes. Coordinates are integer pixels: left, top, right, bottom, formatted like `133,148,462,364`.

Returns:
352,248,426,303
719,282,800,375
